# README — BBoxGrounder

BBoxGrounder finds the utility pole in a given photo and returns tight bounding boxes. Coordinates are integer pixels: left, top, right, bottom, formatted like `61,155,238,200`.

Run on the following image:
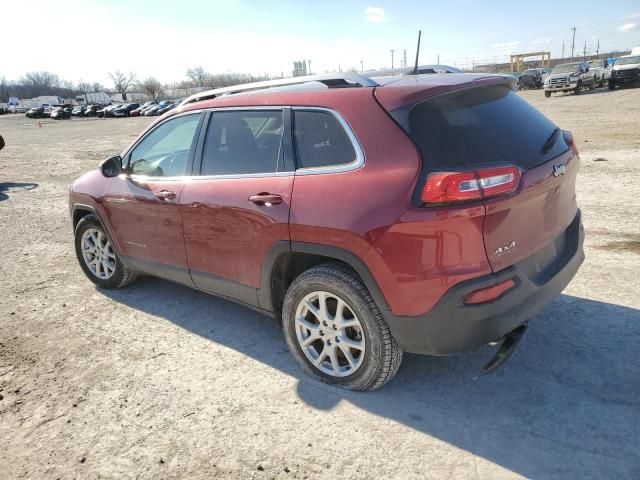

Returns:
308,59,312,75
562,41,565,60
570,26,576,61
390,49,395,69
360,60,364,72
583,40,587,60
403,49,407,68
596,40,600,57
437,53,440,64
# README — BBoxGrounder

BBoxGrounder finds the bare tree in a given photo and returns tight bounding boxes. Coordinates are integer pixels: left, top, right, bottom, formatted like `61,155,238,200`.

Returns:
0,76,8,102
108,70,137,100
141,77,163,100
19,71,60,97
91,82,105,93
186,66,208,87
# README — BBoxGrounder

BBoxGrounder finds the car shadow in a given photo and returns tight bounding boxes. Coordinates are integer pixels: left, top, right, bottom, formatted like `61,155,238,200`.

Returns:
0,182,38,201
101,277,640,478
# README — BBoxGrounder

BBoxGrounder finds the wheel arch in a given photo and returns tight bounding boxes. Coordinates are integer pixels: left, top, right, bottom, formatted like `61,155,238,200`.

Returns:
259,241,390,315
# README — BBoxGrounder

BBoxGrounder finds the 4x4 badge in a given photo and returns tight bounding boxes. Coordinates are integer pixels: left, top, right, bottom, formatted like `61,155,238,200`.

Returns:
494,241,516,256
553,164,567,177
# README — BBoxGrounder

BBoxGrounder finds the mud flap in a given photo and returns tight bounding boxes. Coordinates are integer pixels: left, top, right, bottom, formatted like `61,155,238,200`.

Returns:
482,323,529,374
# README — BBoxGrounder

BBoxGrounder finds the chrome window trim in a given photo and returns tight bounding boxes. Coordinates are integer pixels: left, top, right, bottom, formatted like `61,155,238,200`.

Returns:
122,106,364,181
291,107,365,176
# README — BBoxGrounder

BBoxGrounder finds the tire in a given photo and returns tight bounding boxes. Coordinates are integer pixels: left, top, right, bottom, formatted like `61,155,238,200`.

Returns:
589,79,596,91
545,90,551,98
609,80,616,90
574,80,582,95
282,263,403,391
598,77,604,88
74,214,137,289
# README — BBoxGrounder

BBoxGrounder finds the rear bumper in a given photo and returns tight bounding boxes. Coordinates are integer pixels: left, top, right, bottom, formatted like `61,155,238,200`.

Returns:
386,210,584,355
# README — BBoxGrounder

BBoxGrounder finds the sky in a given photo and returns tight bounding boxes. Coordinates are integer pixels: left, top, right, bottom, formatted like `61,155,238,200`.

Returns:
1,0,639,86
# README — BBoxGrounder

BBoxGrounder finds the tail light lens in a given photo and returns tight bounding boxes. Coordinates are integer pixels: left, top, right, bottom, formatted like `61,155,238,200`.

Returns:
563,130,579,156
421,166,521,204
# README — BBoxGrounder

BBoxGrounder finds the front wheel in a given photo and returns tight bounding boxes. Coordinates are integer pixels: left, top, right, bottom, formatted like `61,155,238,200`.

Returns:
609,80,616,90
544,90,551,98
74,214,137,289
282,264,403,391
574,80,582,95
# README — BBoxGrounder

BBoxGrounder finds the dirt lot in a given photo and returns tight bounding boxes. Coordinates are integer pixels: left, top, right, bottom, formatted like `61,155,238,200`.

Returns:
1,88,639,479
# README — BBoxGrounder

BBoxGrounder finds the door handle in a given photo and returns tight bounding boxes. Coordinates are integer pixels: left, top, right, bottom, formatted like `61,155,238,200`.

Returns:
154,190,176,200
248,193,283,206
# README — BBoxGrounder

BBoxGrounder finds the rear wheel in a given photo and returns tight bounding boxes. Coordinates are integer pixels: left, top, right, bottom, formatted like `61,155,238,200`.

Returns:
609,80,616,90
544,90,551,98
74,215,137,289
282,264,403,391
574,80,582,95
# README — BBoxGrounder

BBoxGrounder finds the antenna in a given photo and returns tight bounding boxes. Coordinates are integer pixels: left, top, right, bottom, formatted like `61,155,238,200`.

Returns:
412,30,422,75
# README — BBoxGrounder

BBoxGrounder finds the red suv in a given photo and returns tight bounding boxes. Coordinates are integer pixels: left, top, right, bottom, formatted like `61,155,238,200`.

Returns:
69,73,584,390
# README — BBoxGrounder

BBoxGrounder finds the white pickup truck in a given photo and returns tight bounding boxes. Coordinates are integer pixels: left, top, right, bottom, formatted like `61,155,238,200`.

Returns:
609,48,640,90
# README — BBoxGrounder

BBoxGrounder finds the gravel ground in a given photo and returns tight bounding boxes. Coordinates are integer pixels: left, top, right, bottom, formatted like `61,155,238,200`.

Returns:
1,87,639,479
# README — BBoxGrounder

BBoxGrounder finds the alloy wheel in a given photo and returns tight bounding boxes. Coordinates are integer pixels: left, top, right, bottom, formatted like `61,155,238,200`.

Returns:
80,228,116,280
294,291,366,377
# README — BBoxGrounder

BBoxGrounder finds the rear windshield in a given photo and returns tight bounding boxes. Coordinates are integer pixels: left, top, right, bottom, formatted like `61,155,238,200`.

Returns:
408,85,567,171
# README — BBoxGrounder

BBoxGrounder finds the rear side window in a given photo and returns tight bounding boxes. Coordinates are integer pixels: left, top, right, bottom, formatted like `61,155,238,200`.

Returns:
409,85,567,171
201,110,283,175
293,110,356,169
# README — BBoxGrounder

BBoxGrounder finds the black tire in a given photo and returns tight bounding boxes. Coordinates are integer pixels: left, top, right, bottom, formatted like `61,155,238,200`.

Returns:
74,214,137,289
574,80,582,95
598,78,604,88
282,263,403,391
545,90,551,98
589,79,596,91
609,80,616,90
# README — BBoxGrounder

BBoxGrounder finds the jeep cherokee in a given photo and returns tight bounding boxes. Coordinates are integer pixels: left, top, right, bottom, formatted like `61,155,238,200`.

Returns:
69,72,584,390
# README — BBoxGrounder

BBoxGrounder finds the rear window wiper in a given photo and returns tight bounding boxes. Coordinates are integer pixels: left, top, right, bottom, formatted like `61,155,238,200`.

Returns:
540,127,561,155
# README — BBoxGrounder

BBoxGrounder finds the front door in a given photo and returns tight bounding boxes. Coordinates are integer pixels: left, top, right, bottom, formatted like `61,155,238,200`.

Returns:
103,112,203,284
180,109,293,305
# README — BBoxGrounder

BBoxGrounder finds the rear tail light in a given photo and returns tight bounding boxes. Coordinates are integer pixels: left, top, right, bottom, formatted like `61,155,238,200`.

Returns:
563,130,579,156
464,278,515,305
421,166,521,204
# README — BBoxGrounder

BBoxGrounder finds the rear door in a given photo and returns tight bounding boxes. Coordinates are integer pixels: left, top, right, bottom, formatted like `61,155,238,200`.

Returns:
179,108,293,304
407,84,579,272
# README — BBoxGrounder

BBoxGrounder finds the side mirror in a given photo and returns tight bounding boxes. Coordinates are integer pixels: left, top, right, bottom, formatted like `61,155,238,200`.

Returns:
0,135,4,151
99,155,123,177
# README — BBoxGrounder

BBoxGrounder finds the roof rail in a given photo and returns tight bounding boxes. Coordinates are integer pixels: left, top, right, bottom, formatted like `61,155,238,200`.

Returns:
180,73,379,106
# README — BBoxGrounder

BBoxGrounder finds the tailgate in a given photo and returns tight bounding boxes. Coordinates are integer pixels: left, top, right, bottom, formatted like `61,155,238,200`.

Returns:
482,150,579,272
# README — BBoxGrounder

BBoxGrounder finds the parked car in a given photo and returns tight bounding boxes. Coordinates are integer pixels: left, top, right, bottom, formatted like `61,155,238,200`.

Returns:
69,72,584,390
113,103,140,117
155,102,177,115
130,101,157,117
544,61,596,97
143,102,170,116
25,107,45,118
608,55,640,90
97,104,120,118
518,68,549,89
84,105,99,117
9,105,29,114
71,105,86,117
50,106,72,120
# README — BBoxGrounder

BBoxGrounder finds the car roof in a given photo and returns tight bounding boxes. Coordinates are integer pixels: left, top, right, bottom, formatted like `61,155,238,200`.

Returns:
177,73,514,115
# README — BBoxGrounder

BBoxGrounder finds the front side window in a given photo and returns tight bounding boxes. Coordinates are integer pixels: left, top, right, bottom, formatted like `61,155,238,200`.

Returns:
201,110,283,175
293,110,356,169
129,113,201,177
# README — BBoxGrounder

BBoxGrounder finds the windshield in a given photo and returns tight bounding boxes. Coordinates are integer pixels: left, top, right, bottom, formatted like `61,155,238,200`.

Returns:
523,69,538,75
552,63,580,73
617,56,640,66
